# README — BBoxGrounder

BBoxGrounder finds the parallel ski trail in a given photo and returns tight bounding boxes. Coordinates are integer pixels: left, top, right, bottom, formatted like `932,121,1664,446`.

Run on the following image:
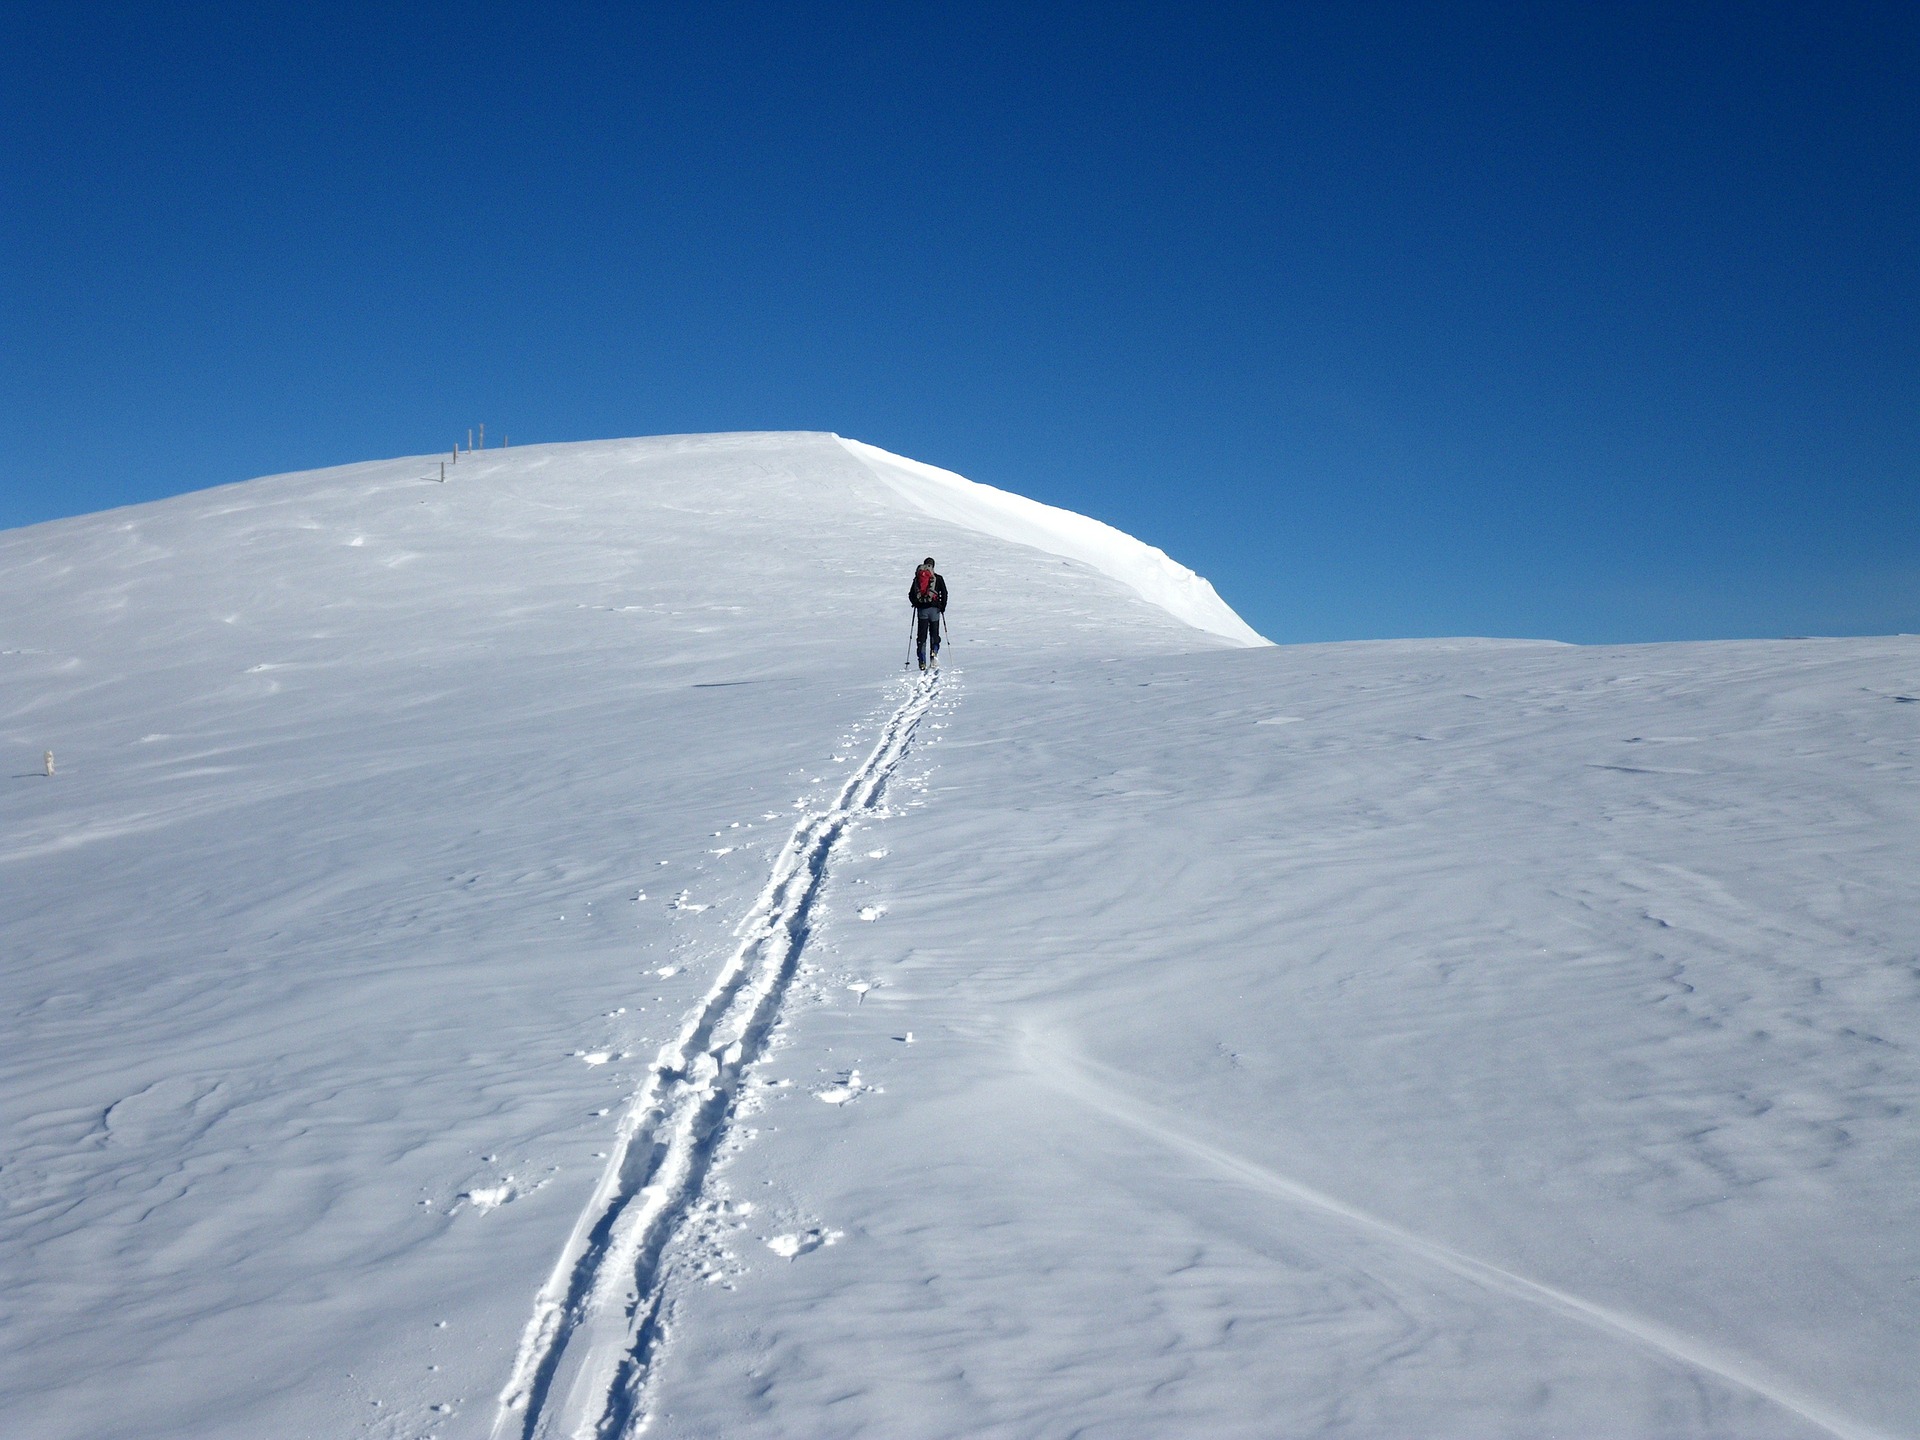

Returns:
494,674,941,1440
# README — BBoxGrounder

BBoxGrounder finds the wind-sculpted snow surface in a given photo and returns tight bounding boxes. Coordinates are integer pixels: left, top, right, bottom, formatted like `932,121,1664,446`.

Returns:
1027,1038,1892,1440
1,434,1915,1439
648,637,1920,1440
496,672,941,1439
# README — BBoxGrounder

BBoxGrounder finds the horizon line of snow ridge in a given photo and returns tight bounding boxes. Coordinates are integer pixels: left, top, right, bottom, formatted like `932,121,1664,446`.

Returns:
836,435,1269,647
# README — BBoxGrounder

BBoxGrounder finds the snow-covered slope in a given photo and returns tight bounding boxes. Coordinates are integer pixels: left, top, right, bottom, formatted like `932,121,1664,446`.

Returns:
2,434,1915,1440
838,437,1267,647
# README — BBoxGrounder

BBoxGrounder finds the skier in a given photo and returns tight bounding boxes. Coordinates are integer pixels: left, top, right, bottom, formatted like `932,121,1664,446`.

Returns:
908,556,947,671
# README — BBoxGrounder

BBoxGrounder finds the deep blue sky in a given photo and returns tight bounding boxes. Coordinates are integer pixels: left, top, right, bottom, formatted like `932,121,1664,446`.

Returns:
4,3,1914,642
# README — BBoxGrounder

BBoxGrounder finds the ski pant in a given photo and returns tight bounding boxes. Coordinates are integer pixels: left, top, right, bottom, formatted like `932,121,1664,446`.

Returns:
915,607,943,664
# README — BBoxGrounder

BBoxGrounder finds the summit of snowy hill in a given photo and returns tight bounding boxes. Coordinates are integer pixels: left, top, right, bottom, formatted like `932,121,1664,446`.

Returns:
838,436,1267,646
3,434,1917,1440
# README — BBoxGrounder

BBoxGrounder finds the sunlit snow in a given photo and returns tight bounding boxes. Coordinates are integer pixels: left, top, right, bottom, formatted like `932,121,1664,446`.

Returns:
1,432,1915,1439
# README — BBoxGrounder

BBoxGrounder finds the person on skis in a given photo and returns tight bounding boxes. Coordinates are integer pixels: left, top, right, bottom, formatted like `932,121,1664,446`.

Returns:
908,557,947,671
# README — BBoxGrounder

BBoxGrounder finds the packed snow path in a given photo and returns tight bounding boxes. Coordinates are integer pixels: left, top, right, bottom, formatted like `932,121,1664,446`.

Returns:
496,672,944,1440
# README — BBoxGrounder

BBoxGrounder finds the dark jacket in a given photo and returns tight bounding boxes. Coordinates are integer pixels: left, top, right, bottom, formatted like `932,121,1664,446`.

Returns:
908,570,948,613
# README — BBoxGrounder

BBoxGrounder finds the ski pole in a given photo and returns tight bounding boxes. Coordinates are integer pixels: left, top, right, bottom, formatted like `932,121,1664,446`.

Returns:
907,611,916,668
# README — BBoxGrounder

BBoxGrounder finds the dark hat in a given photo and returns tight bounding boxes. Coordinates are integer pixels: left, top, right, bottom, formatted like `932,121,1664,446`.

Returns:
922,557,936,566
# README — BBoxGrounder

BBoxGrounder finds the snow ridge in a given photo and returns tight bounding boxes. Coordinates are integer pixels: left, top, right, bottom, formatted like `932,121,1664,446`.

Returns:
837,436,1269,647
495,673,943,1440
1029,1036,1899,1440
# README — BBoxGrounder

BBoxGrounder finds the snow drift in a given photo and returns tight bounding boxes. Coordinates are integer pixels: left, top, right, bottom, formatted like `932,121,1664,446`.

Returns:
838,436,1267,647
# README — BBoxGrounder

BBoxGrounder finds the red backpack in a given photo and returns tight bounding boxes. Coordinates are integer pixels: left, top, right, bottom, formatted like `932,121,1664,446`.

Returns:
912,566,937,605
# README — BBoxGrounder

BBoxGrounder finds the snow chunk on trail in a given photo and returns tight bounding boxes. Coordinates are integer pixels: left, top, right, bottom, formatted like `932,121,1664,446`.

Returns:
839,436,1267,647
767,1228,841,1260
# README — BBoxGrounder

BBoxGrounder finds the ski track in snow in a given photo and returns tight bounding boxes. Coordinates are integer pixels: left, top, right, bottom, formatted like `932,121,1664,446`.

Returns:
494,673,942,1440
1026,1034,1898,1440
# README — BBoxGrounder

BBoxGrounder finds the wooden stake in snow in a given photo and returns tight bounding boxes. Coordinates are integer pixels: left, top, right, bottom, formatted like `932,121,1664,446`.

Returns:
479,422,485,450
44,750,55,777
439,461,446,482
